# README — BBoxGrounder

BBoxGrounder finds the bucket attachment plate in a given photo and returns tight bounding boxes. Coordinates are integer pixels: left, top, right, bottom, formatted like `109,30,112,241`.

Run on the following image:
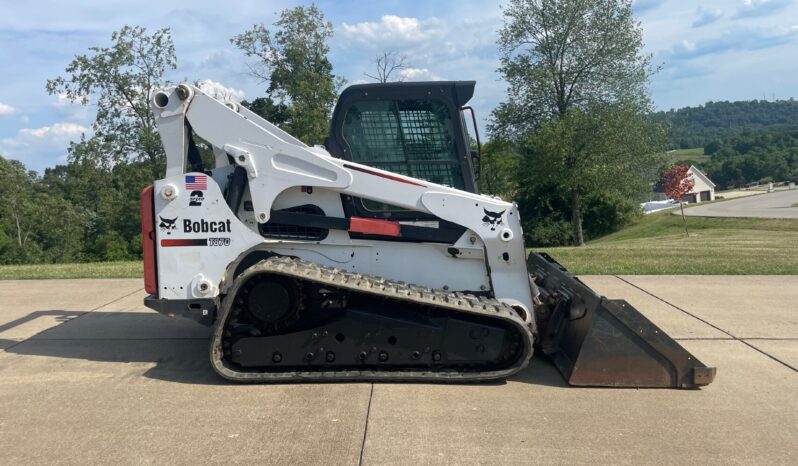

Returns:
528,253,716,388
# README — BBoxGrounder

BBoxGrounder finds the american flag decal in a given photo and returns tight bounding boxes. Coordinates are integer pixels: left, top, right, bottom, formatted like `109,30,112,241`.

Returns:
185,175,207,190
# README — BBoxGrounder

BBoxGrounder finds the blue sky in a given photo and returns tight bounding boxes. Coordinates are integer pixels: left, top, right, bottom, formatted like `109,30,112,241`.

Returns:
1,0,797,173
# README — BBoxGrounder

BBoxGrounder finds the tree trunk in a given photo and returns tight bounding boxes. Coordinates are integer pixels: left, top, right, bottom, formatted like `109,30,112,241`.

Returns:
11,201,23,247
14,212,22,247
679,202,689,237
571,190,585,246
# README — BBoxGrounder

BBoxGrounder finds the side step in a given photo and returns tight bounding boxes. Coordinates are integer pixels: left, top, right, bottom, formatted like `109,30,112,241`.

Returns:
528,253,716,388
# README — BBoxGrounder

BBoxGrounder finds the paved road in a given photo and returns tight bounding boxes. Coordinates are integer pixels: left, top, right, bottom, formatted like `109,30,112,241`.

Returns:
683,189,798,218
1,278,797,464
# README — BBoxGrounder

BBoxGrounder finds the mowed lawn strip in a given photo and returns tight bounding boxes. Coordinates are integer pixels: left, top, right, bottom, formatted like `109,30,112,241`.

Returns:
0,261,142,280
666,147,709,164
2,212,797,279
539,211,798,275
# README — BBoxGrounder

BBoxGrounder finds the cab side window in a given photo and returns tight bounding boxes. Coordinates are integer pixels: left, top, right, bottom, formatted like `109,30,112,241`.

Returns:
343,99,465,189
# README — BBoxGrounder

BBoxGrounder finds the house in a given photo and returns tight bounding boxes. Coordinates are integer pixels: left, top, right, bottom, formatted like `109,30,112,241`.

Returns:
650,165,716,203
683,165,715,203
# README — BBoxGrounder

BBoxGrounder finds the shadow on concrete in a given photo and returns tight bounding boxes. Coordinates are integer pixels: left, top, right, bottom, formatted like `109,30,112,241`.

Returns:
509,356,570,388
0,310,84,334
1,309,569,387
1,310,222,385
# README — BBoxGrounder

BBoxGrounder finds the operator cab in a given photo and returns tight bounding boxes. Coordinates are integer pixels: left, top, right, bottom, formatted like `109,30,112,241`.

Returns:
325,81,482,221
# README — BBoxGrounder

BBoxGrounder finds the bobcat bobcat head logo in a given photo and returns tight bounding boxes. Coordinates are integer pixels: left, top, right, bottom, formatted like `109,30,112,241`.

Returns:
482,209,505,231
159,216,178,235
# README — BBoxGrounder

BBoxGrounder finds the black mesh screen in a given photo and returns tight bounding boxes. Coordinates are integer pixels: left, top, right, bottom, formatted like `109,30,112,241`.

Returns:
259,205,328,241
343,99,465,190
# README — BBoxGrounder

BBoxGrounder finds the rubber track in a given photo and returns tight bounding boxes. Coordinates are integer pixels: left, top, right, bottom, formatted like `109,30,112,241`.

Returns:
210,256,536,382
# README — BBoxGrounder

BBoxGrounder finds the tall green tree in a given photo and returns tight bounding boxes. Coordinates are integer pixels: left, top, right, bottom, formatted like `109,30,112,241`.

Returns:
0,156,85,264
492,0,661,245
46,26,176,179
0,157,39,259
231,4,342,144
480,139,521,200
42,26,176,262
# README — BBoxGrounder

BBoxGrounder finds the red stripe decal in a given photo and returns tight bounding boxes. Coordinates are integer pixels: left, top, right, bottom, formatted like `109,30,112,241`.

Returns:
344,164,426,187
349,217,401,237
161,239,208,247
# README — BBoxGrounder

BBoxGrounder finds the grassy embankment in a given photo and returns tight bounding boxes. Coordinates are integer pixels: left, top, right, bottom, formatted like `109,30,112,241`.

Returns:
666,147,709,164
0,261,142,280
540,209,798,274
2,206,797,279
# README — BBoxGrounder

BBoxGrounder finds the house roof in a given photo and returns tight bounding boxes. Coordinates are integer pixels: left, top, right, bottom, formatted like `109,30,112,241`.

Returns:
689,165,716,189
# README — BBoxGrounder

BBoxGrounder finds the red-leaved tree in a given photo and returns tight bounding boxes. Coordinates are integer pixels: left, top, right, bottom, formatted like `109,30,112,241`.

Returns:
663,164,694,237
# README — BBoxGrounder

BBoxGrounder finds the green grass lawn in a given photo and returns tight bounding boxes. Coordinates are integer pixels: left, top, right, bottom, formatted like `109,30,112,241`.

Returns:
539,210,798,274
3,209,797,279
666,147,710,165
0,261,142,280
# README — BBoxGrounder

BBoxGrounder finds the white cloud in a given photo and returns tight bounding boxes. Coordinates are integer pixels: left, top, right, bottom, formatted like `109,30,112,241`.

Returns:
334,12,504,137
197,79,246,102
692,6,723,28
0,122,89,171
51,93,91,122
0,102,17,116
54,93,72,107
399,67,444,81
19,122,87,139
340,15,444,46
734,0,792,19
681,39,697,52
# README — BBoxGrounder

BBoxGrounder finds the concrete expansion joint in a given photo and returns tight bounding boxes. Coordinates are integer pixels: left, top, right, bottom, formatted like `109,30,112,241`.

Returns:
613,276,798,373
359,383,374,466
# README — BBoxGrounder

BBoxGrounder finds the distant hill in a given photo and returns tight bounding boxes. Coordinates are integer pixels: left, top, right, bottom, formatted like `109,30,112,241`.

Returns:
656,99,798,150
654,99,798,189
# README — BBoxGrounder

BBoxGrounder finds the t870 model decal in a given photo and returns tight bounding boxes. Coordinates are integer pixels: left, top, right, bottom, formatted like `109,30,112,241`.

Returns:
161,237,231,247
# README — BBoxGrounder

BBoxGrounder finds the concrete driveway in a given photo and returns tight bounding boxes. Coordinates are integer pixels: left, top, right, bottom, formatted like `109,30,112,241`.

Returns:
683,189,798,219
0,277,796,465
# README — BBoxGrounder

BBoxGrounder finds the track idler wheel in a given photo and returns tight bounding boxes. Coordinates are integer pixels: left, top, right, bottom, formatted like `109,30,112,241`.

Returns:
237,275,302,334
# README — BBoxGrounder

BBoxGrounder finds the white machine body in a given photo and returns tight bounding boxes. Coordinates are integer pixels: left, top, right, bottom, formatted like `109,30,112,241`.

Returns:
147,84,535,319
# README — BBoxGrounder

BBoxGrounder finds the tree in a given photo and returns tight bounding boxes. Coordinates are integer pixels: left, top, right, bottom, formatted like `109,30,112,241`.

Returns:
364,51,410,83
240,97,290,127
0,156,86,264
231,4,342,144
480,139,521,200
663,164,694,237
43,26,175,262
0,157,38,255
517,102,661,243
491,0,660,245
46,26,176,179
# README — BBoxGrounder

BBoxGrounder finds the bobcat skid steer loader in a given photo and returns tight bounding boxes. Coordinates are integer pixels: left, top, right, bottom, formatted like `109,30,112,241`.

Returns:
141,81,715,387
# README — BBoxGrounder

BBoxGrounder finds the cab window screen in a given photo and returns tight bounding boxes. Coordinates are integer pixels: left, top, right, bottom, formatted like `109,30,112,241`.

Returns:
343,100,465,189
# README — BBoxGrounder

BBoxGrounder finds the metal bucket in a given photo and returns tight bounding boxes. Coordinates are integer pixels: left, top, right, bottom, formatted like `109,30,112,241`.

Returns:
528,253,716,388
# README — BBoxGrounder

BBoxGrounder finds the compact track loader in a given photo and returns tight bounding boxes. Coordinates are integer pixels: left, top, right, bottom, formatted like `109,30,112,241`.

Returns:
141,81,715,387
